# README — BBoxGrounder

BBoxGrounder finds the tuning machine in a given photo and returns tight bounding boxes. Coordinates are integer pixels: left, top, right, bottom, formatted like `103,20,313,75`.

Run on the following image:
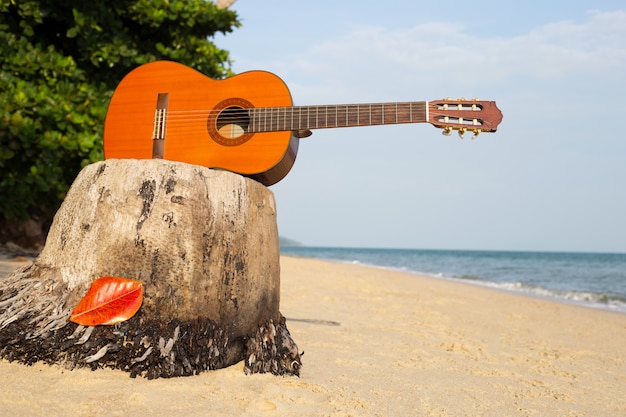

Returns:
441,127,483,139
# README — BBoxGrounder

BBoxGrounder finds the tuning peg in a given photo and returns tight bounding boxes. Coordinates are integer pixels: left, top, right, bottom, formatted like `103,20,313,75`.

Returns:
471,129,481,139
458,127,467,139
442,126,452,136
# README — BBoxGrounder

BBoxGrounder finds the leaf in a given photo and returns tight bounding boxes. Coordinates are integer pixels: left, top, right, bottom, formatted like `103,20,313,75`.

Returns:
70,276,143,326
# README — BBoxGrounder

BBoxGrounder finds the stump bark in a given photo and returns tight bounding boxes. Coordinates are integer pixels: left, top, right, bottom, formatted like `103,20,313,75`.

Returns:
0,159,301,378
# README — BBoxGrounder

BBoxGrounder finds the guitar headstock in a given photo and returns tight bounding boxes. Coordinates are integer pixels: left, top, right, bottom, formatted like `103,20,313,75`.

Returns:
429,98,503,139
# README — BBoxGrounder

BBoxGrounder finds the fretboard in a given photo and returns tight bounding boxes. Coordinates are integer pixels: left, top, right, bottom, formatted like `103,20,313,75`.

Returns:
248,102,428,133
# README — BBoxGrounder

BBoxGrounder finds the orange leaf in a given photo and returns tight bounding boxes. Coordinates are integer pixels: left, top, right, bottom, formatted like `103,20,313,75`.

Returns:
70,276,143,326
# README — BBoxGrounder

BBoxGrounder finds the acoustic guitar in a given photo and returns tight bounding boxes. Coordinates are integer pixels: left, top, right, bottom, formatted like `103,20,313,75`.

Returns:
104,61,503,185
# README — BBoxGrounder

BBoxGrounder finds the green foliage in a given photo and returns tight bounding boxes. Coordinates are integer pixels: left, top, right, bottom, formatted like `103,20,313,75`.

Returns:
0,0,239,223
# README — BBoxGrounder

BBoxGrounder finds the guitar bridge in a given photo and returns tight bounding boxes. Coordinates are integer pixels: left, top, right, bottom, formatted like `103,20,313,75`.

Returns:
152,93,169,159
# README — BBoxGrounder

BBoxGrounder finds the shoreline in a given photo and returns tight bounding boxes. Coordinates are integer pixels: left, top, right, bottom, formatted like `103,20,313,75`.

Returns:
348,258,626,316
280,248,626,316
2,254,626,416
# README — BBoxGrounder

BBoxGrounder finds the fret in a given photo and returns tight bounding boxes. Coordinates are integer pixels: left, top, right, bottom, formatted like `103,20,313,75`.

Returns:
315,106,327,129
381,103,384,125
316,107,320,129
287,107,291,131
371,104,377,126
325,106,328,129
361,104,368,126
385,103,392,125
349,104,358,126
315,106,320,129
268,107,274,132
298,107,302,130
302,106,309,129
276,107,281,131
260,108,264,131
335,105,347,127
400,103,406,123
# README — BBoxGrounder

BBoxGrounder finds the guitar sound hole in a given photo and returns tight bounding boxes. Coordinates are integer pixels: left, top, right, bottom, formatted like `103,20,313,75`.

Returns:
216,106,250,139
208,98,254,147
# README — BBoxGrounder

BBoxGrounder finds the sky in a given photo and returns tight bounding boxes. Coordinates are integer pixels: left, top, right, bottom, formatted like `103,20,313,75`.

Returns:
214,0,626,253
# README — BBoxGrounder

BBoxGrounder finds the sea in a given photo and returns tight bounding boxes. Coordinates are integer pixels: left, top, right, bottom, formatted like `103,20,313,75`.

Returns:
279,246,626,314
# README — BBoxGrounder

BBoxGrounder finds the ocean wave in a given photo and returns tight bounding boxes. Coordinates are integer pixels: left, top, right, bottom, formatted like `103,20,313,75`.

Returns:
451,276,626,313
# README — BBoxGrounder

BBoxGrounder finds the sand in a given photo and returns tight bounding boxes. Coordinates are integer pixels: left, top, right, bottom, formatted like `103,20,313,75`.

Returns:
1,254,625,416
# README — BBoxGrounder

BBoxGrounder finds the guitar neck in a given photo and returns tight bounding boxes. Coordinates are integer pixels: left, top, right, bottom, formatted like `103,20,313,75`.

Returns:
248,102,428,133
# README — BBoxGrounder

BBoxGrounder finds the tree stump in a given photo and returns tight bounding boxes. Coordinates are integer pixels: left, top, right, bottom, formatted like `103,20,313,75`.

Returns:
0,159,301,378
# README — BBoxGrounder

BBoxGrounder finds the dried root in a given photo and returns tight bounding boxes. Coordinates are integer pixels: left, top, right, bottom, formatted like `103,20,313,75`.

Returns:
244,316,302,377
1,267,302,379
0,304,231,379
0,264,71,339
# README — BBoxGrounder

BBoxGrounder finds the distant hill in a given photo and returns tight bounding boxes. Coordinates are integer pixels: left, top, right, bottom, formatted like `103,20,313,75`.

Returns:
279,236,303,247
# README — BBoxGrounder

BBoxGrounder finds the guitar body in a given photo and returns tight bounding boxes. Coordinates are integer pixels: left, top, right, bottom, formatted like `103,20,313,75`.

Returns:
104,61,299,185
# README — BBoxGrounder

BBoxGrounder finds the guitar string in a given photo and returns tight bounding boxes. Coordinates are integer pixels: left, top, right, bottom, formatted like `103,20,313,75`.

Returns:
154,104,487,131
159,103,431,126
162,102,429,112
163,110,424,118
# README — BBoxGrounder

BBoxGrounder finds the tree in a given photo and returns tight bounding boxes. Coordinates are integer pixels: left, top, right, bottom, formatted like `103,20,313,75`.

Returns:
0,0,239,247
0,159,301,378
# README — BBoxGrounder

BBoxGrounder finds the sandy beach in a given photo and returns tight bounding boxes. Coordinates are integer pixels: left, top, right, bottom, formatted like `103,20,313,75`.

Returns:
1,254,625,416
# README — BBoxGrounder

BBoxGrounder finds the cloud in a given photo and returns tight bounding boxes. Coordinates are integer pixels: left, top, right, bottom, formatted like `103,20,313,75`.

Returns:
262,9,626,102
497,10,626,79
